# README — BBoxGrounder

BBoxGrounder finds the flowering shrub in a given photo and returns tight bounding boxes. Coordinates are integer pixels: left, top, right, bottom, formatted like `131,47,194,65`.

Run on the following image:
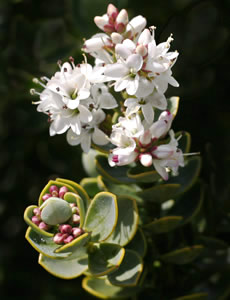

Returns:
24,3,227,299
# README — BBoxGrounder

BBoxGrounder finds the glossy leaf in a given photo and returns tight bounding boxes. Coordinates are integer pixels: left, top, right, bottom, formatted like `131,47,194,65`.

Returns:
83,192,118,242
105,196,139,246
25,227,69,258
137,184,181,204
80,177,105,198
82,277,140,299
173,293,208,300
88,243,125,276
64,192,85,227
176,131,191,153
108,250,143,287
24,205,53,237
127,165,160,183
168,96,180,118
39,253,88,279
143,216,183,233
126,228,147,258
161,245,204,264
82,149,100,177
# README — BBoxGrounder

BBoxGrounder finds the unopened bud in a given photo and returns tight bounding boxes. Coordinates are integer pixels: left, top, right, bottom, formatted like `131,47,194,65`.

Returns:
39,222,49,231
72,227,82,238
53,233,68,244
59,186,68,199
139,153,153,167
49,185,59,195
42,193,51,201
32,216,40,226
72,206,79,214
72,214,80,224
136,44,148,57
33,207,41,216
111,32,123,44
94,16,108,31
64,235,74,244
107,4,119,19
59,224,72,234
116,9,128,26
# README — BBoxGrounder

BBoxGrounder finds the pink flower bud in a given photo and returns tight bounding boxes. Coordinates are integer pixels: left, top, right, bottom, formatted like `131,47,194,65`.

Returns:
39,222,49,231
72,214,80,224
53,233,68,244
32,216,40,226
72,227,82,238
116,9,128,26
94,16,108,31
136,44,148,57
49,185,59,194
107,4,119,19
59,186,68,198
42,193,51,201
115,22,126,34
64,235,74,244
139,153,153,167
59,224,72,234
33,207,41,216
104,24,115,33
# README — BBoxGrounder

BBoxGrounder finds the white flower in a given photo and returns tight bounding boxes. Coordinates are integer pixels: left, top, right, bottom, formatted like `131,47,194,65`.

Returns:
124,90,167,124
150,110,173,139
66,109,108,153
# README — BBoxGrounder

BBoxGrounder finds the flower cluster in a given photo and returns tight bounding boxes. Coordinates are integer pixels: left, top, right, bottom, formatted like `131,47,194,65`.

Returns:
31,3,184,180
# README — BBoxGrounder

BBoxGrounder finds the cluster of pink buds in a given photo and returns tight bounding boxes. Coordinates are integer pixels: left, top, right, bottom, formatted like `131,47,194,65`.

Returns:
53,224,83,245
31,207,49,231
42,185,69,202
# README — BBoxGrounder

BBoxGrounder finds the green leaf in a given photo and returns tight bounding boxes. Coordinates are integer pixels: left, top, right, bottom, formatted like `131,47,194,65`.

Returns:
167,157,201,196
40,197,72,225
95,155,136,184
82,277,140,299
24,205,53,237
127,165,160,183
56,178,90,210
175,131,191,153
167,183,204,225
25,227,69,258
173,293,208,300
88,243,125,276
168,96,180,118
161,245,204,264
108,250,143,287
137,184,181,204
38,180,77,206
80,177,105,198
105,196,139,246
126,228,147,258
82,149,100,177
39,253,88,279
143,216,183,233
83,192,118,242
64,192,85,228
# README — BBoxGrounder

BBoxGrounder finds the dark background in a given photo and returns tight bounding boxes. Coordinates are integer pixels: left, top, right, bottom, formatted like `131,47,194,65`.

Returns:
0,0,229,299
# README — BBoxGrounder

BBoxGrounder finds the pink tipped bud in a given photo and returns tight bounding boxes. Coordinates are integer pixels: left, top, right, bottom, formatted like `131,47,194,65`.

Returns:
32,216,41,226
49,185,59,194
64,235,74,244
111,32,123,44
72,227,83,238
107,4,119,19
33,207,41,216
104,24,115,33
72,214,80,224
115,22,126,34
58,186,68,198
53,233,68,244
136,44,148,57
94,16,109,31
116,9,128,26
39,222,49,231
59,224,72,234
72,206,79,214
42,193,51,201
139,153,153,167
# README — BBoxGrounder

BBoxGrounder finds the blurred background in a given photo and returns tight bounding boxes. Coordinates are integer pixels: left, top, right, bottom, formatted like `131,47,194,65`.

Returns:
0,0,229,299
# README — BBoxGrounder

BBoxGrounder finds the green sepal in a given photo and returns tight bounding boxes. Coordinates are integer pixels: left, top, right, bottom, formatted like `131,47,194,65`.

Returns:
168,96,180,118
55,232,90,259
176,131,191,153
161,245,204,264
64,192,85,228
108,249,143,287
105,196,139,246
39,253,88,279
80,177,106,198
82,277,140,299
137,184,180,204
143,216,183,233
167,156,201,196
88,243,125,276
127,164,160,183
83,192,118,242
173,293,208,300
56,178,90,209
24,205,53,237
38,180,77,206
126,228,147,258
25,227,70,258
167,183,204,225
95,155,136,184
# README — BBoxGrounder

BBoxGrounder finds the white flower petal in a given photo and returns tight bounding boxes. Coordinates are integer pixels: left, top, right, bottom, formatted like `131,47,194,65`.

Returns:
153,160,168,180
81,133,92,153
136,77,154,97
66,129,81,146
92,127,108,145
126,54,143,71
104,63,129,78
115,44,132,59
79,105,92,123
138,29,151,45
99,93,118,109
142,103,154,124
